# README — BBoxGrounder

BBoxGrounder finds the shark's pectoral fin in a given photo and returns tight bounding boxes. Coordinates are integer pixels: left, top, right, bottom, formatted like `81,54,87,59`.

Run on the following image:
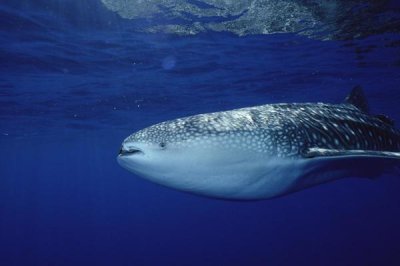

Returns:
302,148,400,160
301,148,400,180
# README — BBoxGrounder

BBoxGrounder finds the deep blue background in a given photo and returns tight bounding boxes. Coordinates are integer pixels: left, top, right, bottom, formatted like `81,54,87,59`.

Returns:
1,1,400,265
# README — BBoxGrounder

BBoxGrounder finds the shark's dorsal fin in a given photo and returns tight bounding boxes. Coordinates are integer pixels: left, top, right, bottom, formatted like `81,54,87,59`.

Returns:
344,85,369,113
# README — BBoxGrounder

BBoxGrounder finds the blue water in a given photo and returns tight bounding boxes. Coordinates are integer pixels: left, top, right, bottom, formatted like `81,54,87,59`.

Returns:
1,1,400,265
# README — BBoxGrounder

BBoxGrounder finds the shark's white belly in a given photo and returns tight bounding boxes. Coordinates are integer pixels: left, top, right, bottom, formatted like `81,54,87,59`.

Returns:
195,158,305,199
160,157,338,200
118,146,347,200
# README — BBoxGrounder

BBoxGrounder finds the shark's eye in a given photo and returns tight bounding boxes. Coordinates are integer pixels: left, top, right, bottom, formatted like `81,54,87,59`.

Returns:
159,142,166,149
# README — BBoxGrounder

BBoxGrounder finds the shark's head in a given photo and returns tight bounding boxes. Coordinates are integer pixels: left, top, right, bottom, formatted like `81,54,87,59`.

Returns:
117,119,192,186
117,113,273,199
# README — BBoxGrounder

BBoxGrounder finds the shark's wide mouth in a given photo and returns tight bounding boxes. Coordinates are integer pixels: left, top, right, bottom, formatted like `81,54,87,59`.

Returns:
119,146,143,156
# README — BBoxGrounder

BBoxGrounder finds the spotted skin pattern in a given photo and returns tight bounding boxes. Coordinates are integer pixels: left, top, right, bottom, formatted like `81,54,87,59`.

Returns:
125,103,400,158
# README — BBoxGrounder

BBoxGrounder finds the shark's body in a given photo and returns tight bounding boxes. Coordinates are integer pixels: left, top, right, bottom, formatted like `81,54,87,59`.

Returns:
117,87,400,200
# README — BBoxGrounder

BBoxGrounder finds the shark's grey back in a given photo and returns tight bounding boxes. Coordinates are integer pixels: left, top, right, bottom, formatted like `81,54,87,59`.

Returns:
127,86,400,160
130,101,400,159
250,102,400,158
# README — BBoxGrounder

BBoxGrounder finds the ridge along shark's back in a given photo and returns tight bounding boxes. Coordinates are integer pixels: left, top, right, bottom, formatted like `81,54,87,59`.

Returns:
117,86,400,200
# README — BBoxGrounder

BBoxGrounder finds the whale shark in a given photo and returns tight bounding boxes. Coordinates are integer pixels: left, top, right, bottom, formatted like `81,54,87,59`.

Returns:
117,86,400,200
